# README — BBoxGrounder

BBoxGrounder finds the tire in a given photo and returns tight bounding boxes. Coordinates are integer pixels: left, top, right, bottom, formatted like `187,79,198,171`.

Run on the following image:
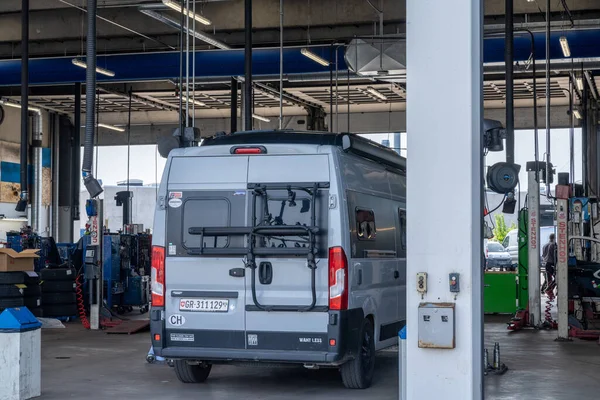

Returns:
173,360,212,383
0,284,24,298
42,292,77,305
23,272,40,285
40,268,76,281
24,296,42,309
0,297,25,310
0,272,25,285
41,303,78,317
24,284,41,297
340,318,376,389
41,280,76,293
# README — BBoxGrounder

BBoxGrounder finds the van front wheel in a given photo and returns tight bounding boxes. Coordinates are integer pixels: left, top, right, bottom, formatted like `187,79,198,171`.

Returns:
173,360,212,383
340,318,376,389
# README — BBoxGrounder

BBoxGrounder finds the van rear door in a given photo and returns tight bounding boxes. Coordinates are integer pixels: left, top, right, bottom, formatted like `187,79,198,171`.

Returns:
164,156,249,350
243,155,332,352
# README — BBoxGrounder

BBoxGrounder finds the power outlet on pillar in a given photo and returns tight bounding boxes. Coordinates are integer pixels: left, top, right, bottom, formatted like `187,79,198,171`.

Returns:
417,272,427,298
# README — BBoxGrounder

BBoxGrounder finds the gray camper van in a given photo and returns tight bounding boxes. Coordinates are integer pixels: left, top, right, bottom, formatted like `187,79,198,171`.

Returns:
150,131,407,389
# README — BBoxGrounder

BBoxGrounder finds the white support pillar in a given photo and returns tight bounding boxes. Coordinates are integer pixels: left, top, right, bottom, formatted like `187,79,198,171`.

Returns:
406,1,483,399
556,199,569,339
528,170,541,326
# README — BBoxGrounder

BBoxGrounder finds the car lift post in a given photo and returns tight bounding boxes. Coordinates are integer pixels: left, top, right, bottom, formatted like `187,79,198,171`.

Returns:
527,169,541,327
556,198,569,340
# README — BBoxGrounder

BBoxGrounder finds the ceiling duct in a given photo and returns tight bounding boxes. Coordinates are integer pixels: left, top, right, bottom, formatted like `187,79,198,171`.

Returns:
344,37,405,82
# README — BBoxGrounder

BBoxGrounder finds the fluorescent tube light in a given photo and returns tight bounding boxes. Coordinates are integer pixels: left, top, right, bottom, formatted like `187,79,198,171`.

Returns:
576,77,584,91
0,99,41,113
559,36,571,58
366,86,388,100
573,109,582,119
98,123,125,132
301,48,329,66
163,0,212,25
252,114,271,122
181,94,205,107
72,58,115,77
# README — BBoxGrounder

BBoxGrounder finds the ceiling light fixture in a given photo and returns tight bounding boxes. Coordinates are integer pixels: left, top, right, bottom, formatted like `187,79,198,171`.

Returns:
573,109,582,119
559,36,571,58
576,76,584,91
98,123,125,132
0,99,41,113
162,0,212,25
181,94,206,107
72,58,115,77
301,48,329,66
252,114,271,122
366,86,388,101
139,9,230,50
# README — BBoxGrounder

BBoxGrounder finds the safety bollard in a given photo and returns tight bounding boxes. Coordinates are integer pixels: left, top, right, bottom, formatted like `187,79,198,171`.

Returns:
398,326,407,400
0,307,42,400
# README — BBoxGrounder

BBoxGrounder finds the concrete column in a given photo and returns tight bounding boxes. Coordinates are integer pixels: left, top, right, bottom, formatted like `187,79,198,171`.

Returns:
406,0,483,399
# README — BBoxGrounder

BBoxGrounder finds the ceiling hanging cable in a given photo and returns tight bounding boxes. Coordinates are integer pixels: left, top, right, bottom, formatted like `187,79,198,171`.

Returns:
185,0,190,128
127,87,132,194
178,0,184,135
192,0,196,127
279,0,284,130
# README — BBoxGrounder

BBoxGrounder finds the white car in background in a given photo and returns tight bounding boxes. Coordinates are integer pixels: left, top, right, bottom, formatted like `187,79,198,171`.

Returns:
503,226,555,267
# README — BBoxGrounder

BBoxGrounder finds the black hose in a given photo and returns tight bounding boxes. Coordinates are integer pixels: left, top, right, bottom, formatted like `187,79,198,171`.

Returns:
81,0,103,198
72,83,81,221
244,0,253,130
505,0,514,164
18,0,29,211
230,77,237,133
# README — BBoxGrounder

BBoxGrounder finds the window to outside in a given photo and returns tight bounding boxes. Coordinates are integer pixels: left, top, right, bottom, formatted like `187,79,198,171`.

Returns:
356,209,376,240
486,242,505,252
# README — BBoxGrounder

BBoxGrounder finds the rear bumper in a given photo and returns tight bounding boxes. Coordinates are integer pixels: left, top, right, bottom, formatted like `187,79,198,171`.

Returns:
159,347,343,364
150,307,364,366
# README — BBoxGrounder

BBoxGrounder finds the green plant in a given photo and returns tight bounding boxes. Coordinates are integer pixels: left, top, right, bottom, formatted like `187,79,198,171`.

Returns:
492,214,516,243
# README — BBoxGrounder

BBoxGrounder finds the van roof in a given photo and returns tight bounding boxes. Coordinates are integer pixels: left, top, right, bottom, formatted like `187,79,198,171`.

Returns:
202,130,406,171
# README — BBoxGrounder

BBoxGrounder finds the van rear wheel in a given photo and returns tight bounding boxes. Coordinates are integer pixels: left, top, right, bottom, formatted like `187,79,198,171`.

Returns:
340,318,375,389
173,360,212,383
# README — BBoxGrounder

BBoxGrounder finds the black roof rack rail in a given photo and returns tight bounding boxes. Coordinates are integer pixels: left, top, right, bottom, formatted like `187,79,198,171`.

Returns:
201,130,406,171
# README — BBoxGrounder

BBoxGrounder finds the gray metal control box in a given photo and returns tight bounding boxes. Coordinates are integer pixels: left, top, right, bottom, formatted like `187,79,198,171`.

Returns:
418,303,455,349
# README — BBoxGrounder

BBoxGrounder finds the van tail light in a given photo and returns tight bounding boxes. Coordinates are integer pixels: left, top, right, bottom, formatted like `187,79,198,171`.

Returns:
151,246,165,307
329,247,348,311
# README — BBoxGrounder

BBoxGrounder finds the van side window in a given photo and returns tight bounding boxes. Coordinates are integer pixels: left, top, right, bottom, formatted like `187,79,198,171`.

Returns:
399,208,407,257
502,235,509,248
356,209,376,240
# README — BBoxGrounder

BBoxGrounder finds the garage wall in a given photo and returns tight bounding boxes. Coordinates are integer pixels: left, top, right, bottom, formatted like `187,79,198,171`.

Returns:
0,105,52,234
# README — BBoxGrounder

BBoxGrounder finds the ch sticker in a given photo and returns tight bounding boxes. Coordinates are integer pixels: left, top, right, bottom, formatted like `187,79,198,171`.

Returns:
169,314,186,326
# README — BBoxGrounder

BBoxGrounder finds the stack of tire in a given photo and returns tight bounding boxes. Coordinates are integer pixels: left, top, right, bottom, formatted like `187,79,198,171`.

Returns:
0,272,25,312
40,267,78,318
23,272,42,317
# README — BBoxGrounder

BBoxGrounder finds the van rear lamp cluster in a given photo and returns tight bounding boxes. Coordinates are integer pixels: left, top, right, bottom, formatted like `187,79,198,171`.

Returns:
154,334,161,341
230,146,267,155
329,246,348,311
151,246,166,307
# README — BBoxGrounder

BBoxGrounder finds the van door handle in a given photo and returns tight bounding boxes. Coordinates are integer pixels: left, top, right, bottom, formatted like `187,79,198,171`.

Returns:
394,271,400,279
357,269,363,285
259,262,273,285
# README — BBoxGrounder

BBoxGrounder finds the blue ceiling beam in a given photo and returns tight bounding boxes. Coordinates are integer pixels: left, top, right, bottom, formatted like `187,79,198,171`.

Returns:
0,46,341,87
0,29,598,87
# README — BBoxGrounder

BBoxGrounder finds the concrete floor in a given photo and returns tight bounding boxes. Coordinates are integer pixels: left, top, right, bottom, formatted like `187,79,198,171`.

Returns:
39,318,599,400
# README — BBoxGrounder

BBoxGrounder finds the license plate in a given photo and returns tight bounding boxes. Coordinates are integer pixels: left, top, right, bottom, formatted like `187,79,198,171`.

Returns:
179,298,229,312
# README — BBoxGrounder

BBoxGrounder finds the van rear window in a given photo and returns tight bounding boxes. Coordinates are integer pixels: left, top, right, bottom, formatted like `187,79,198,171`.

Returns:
183,199,230,248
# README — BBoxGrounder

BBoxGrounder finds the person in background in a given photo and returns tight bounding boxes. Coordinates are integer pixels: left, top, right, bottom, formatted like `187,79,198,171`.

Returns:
541,233,557,292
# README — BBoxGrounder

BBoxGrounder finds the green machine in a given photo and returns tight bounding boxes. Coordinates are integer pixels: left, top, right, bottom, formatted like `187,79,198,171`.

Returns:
484,209,528,314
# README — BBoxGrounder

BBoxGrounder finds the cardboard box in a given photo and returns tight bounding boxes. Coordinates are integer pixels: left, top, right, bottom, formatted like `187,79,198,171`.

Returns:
0,249,40,272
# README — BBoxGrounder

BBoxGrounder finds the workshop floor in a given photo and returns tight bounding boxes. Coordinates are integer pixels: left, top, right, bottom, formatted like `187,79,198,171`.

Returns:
39,317,598,400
